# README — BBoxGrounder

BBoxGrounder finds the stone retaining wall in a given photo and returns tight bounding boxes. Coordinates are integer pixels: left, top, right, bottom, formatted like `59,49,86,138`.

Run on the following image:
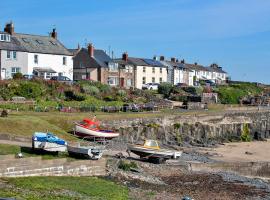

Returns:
0,156,106,177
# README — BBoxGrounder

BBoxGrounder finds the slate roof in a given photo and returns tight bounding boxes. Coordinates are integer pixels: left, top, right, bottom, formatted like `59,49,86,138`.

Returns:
14,33,72,56
93,49,113,68
207,66,227,74
128,57,148,66
184,63,210,72
0,33,26,52
114,58,135,66
121,57,166,67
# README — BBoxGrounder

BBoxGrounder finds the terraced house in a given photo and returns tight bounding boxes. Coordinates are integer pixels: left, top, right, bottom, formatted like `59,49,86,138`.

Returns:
72,44,134,88
0,22,73,80
115,53,168,89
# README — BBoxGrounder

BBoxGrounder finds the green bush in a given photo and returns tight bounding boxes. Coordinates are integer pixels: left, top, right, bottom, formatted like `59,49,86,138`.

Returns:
170,95,188,102
64,90,85,101
12,72,23,79
117,90,127,97
241,124,251,142
15,82,43,99
82,85,100,96
158,82,173,98
118,160,138,171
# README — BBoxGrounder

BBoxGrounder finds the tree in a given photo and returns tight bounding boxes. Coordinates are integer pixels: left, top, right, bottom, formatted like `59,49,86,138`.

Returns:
158,83,173,98
241,124,251,142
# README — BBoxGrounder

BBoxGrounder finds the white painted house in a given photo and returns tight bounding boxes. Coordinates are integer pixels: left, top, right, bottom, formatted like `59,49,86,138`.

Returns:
0,22,73,80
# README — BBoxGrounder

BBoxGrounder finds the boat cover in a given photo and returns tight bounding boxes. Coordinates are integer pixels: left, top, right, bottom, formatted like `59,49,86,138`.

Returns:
33,132,66,145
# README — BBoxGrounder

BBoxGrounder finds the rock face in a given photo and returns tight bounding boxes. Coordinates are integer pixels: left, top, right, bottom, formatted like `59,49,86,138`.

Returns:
104,111,270,146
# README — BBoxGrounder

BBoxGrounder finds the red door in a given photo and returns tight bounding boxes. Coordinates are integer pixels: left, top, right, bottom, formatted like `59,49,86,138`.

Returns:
120,78,125,87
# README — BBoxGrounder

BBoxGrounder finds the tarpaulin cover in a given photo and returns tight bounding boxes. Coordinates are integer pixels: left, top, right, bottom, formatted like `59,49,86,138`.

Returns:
33,132,66,145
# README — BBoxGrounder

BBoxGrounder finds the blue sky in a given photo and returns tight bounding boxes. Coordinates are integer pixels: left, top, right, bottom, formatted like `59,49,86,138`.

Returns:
1,0,270,83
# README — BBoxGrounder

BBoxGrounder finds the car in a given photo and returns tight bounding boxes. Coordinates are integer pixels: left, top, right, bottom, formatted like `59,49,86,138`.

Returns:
142,83,160,90
50,76,73,84
204,80,216,87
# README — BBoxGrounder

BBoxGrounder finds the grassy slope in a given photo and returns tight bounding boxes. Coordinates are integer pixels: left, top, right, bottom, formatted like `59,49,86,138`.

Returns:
0,177,128,200
0,143,20,155
0,108,228,141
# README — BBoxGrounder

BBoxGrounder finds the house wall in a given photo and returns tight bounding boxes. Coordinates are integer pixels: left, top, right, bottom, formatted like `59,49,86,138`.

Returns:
27,53,73,80
73,68,97,81
0,50,28,79
135,65,167,89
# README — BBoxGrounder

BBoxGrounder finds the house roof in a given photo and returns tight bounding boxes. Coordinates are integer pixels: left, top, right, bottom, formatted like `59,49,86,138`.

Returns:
13,33,72,56
122,57,166,67
114,58,134,66
128,57,149,66
207,66,227,74
184,63,211,72
0,33,26,52
93,49,113,68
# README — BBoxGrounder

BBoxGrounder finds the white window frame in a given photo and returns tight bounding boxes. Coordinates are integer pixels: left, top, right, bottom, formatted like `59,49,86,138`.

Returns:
107,76,119,86
63,57,67,65
34,54,38,64
11,67,21,77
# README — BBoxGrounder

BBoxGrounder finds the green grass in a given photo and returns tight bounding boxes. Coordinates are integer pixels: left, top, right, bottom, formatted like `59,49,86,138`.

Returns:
0,176,128,200
0,143,20,155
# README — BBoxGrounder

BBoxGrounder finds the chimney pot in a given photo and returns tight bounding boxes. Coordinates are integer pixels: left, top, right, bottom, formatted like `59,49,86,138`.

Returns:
160,56,165,61
88,43,94,58
194,62,198,65
153,56,157,60
181,59,185,64
171,57,176,62
51,28,58,39
4,22,14,35
122,52,128,62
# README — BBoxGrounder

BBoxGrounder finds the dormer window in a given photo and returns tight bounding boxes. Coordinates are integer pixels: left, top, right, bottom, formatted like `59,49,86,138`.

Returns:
0,34,11,42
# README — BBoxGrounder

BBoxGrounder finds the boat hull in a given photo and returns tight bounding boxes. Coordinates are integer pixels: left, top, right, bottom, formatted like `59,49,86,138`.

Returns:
75,124,119,138
67,145,104,160
127,144,182,159
32,141,67,152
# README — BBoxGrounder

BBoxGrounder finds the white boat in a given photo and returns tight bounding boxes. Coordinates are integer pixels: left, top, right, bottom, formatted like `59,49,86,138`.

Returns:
32,132,67,152
74,118,119,139
67,144,104,160
127,140,182,164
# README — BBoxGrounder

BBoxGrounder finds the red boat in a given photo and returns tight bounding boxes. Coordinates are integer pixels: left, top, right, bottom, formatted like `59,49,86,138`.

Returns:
74,118,119,139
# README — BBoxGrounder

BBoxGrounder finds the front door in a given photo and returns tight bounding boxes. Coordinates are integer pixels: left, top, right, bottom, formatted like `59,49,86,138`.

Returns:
120,78,125,87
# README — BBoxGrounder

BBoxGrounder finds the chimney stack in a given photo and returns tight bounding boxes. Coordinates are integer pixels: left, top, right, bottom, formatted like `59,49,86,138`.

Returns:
194,62,198,65
176,59,179,63
122,52,128,62
4,22,14,35
180,59,185,64
160,56,165,61
88,43,94,58
171,57,176,62
51,28,57,39
153,56,157,60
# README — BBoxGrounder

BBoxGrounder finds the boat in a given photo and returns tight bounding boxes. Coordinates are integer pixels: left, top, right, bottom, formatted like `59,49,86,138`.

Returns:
67,137,105,160
74,118,119,139
127,140,182,164
32,132,67,152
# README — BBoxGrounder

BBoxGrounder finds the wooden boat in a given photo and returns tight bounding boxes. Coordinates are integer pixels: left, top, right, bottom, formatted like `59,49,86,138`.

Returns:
32,132,67,152
74,118,119,139
127,140,182,164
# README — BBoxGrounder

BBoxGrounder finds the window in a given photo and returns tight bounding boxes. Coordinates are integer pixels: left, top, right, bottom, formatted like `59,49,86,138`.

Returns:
7,51,11,59
63,57,67,65
108,63,118,72
159,77,162,83
142,77,146,84
107,77,119,86
0,34,10,42
143,67,146,73
152,77,155,83
160,67,162,73
152,67,155,73
79,62,84,68
127,79,132,87
13,51,17,59
11,67,21,77
34,55,38,64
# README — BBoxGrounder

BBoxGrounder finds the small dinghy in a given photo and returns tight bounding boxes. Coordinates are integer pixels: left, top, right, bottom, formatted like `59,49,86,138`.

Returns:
67,137,105,160
74,118,119,139
127,140,182,164
32,132,67,152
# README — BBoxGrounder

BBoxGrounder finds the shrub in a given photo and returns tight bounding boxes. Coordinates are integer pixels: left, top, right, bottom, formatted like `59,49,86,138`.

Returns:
12,72,23,79
64,90,85,101
82,85,100,96
158,83,173,98
241,124,251,142
118,160,138,171
170,95,188,102
117,90,127,97
103,95,115,102
15,82,43,99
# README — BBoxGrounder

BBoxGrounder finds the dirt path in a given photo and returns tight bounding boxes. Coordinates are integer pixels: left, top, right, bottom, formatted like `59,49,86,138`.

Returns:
0,140,31,148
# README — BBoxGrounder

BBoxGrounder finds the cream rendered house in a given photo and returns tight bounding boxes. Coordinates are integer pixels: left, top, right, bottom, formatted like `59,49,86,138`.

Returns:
123,56,167,89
